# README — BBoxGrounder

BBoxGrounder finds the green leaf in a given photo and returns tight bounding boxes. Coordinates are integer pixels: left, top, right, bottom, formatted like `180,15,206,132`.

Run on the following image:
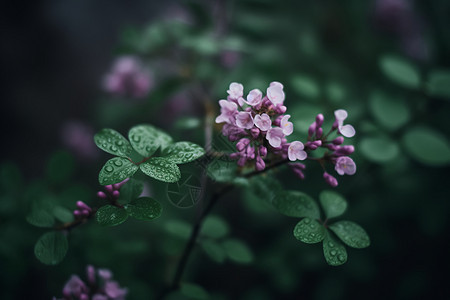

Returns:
369,90,410,130
402,127,450,166
359,136,399,163
201,240,226,263
125,197,162,221
248,175,282,204
162,142,205,164
329,221,370,249
128,124,173,157
379,55,421,89
293,218,326,244
94,128,132,157
180,283,210,300
52,206,74,223
206,160,247,185
34,231,68,265
272,190,320,219
98,157,138,185
322,231,347,266
167,172,204,208
119,178,144,202
319,190,347,219
140,157,181,183
200,215,229,239
222,239,254,264
96,205,128,226
26,210,55,228
426,70,450,99
291,74,320,99
46,151,75,184
164,219,192,239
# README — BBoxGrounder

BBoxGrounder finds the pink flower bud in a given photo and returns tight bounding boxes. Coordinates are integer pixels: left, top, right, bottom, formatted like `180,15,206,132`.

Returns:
237,156,247,167
315,114,324,127
323,172,338,187
246,145,255,159
76,201,91,212
73,210,82,218
236,138,250,152
326,144,339,151
112,190,120,199
332,136,345,145
86,265,96,285
259,146,267,157
273,115,283,126
315,127,323,138
105,185,113,193
292,167,305,179
334,145,355,156
255,156,265,171
250,127,260,138
81,209,90,217
97,191,107,199
308,122,316,137
229,152,240,160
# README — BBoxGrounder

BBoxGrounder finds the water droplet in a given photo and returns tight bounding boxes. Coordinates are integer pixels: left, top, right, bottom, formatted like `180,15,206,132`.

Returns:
110,145,118,152
116,140,124,146
105,166,114,172
328,242,335,248
338,255,345,262
114,160,123,167
303,218,311,224
132,135,141,142
330,250,337,256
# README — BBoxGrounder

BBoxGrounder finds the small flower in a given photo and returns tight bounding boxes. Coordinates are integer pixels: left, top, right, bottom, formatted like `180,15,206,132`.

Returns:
335,156,356,175
227,82,244,100
334,109,355,138
254,113,272,131
267,82,285,105
255,156,265,171
266,127,285,148
244,89,263,106
280,115,293,135
104,281,128,299
63,275,88,298
288,141,307,161
215,100,238,124
236,111,254,129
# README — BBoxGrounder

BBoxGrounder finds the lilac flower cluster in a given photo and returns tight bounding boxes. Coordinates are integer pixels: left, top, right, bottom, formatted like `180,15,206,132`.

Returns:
103,56,153,98
216,82,357,187
54,265,127,300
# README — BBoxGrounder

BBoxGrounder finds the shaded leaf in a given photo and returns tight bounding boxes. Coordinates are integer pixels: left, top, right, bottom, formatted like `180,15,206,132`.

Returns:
180,283,210,300
329,221,370,249
319,190,347,219
402,127,450,166
140,157,181,183
293,218,326,244
427,70,450,99
94,128,132,157
119,178,144,202
201,240,226,263
222,239,254,264
200,215,229,239
52,206,74,223
369,90,410,130
125,197,162,221
322,231,347,266
359,136,399,163
272,190,320,219
26,210,55,228
164,219,192,239
96,205,128,226
98,157,138,185
379,55,420,89
162,141,205,164
34,232,68,265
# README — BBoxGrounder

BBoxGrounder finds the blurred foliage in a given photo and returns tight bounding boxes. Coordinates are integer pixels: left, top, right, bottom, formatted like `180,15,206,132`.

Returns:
2,0,450,299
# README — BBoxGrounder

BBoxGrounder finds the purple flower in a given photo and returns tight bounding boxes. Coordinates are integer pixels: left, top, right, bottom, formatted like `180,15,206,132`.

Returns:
255,156,265,171
104,281,128,300
215,100,238,124
266,127,285,148
267,82,285,105
103,56,153,99
92,295,109,300
98,268,113,281
288,141,307,161
244,89,263,106
227,82,244,100
334,109,355,138
280,115,293,135
254,113,272,131
236,111,254,129
62,275,88,298
335,156,356,175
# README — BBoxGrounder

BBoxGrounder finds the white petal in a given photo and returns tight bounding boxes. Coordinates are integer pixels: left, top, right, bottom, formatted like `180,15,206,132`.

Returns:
339,124,355,138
